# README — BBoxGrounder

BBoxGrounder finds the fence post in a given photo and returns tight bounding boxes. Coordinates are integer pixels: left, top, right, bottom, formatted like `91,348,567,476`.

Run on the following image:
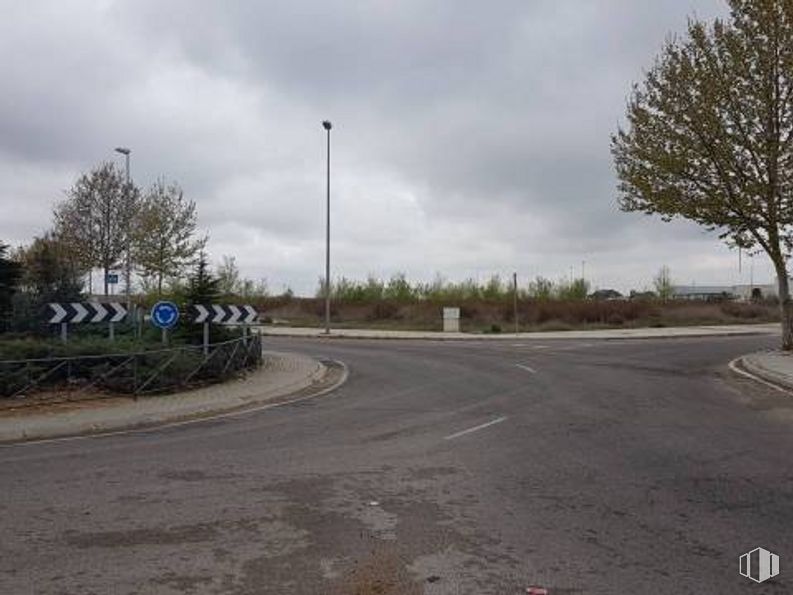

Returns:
137,306,143,341
132,353,138,398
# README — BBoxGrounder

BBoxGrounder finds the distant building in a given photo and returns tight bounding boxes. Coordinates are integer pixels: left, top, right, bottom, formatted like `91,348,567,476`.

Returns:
672,283,778,301
731,284,778,301
629,290,657,300
672,285,736,300
589,289,623,301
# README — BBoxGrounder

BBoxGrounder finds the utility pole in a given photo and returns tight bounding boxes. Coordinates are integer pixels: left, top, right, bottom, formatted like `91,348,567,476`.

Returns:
115,146,132,316
322,121,332,335
750,255,754,289
513,272,519,334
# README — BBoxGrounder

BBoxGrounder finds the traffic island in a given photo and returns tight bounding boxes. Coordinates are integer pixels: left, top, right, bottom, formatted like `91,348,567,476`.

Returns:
0,351,346,443
738,351,793,392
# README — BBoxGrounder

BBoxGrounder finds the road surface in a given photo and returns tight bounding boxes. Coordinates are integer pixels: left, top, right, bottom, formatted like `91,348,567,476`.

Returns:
1,335,791,594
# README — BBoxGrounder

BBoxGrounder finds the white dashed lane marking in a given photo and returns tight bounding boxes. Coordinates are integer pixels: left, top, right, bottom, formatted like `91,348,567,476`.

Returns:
444,416,508,441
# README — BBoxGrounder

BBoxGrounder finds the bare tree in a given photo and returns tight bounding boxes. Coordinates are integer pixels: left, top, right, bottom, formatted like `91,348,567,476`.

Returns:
527,276,554,300
612,1,793,348
132,180,205,296
54,163,140,296
654,266,674,302
216,255,241,295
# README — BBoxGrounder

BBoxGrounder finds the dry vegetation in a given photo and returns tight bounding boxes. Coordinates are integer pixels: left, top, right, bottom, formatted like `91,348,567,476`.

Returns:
253,296,779,333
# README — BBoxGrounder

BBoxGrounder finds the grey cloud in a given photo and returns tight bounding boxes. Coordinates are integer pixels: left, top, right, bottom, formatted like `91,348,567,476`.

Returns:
1,0,759,296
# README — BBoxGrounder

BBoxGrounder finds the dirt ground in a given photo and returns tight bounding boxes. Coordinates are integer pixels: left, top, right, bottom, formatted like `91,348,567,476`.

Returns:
255,296,779,334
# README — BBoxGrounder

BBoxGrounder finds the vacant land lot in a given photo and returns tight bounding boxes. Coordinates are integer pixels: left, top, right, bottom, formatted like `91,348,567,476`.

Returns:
256,297,779,333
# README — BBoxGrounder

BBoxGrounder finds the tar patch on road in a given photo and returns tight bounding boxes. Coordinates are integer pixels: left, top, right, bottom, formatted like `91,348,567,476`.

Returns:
64,523,220,548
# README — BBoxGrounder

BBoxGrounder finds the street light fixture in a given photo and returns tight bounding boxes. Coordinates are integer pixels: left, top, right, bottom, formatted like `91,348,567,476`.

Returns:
322,121,332,335
114,147,131,182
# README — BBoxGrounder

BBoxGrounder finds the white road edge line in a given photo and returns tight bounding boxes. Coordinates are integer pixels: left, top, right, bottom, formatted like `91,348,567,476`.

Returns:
444,416,508,441
0,360,349,448
728,357,793,397
515,363,537,374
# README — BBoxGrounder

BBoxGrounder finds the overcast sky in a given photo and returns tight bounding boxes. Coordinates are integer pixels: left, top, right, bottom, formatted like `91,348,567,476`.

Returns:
0,0,775,295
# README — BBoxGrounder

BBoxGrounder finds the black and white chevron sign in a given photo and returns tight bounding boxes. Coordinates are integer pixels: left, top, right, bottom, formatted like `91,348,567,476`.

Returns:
48,302,127,324
192,304,258,325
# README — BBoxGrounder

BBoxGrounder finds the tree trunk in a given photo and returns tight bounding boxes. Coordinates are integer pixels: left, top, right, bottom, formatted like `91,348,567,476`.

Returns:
775,263,793,350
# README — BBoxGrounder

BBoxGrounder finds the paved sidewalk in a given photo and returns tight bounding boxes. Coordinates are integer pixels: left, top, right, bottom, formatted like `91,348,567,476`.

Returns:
0,351,327,443
741,350,793,391
260,323,779,341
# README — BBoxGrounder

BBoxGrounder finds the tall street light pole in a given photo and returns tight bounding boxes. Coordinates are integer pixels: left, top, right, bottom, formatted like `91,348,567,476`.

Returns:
513,272,519,335
115,147,131,184
322,121,332,335
114,147,132,315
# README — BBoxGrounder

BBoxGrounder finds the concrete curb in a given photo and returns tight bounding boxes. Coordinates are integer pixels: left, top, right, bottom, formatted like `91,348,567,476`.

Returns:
0,351,341,444
738,351,793,393
259,323,779,342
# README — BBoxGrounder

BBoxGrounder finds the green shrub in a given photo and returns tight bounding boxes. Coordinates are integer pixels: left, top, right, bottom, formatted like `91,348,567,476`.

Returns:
0,336,260,397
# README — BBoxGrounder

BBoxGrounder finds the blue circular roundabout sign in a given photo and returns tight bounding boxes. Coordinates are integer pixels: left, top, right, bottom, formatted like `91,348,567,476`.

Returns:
151,301,180,329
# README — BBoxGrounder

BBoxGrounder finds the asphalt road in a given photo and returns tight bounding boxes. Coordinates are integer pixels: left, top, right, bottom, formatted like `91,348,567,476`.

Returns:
1,335,792,594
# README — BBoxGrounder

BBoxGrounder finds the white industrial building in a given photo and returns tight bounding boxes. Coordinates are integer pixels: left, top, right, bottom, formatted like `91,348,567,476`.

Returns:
672,283,778,301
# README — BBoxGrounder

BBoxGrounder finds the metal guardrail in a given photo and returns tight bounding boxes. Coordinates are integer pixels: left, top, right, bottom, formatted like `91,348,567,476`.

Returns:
0,335,262,399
